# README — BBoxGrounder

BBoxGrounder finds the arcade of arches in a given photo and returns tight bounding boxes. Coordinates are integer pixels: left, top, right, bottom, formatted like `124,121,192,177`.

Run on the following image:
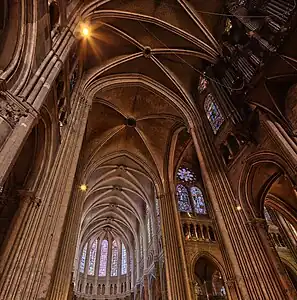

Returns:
0,1,297,300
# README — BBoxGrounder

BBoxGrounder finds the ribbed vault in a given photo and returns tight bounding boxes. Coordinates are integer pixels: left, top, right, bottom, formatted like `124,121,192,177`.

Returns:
75,0,223,295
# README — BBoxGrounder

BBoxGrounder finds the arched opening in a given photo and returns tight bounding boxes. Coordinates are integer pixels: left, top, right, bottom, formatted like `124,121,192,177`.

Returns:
0,116,51,250
194,256,227,299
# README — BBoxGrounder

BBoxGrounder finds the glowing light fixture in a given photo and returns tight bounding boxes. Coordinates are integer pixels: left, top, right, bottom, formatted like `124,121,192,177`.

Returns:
236,205,242,211
80,184,87,192
82,25,90,37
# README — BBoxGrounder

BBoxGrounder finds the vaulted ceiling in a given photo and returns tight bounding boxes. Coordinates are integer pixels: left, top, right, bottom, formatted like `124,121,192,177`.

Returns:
78,0,223,255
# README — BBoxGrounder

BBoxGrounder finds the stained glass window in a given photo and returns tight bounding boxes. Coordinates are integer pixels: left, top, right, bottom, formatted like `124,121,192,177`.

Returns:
204,94,224,134
177,167,196,182
111,240,118,276
88,239,97,275
264,207,271,222
140,236,143,258
155,198,160,230
80,243,88,273
176,184,191,212
146,205,152,244
98,240,108,276
198,75,208,93
121,243,127,275
191,187,207,214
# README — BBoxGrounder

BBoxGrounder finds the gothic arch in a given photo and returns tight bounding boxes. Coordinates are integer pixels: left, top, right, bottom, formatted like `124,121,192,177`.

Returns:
239,151,297,218
190,252,227,283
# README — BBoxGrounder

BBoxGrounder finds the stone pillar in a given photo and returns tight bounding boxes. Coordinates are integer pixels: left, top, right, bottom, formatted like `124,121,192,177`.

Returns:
0,94,90,300
250,218,296,297
158,193,192,300
94,238,101,294
263,116,297,168
190,123,295,300
154,260,161,300
143,274,149,300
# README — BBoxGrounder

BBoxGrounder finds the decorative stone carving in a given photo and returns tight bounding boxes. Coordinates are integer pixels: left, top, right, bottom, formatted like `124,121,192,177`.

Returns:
0,87,29,127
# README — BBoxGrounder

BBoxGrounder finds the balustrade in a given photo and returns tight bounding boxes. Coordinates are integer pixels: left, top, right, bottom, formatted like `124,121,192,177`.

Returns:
182,219,216,242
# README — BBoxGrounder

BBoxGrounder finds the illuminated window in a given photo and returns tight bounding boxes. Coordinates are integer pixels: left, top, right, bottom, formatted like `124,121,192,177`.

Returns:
191,187,207,214
176,184,191,212
198,75,208,93
88,239,97,275
177,167,196,182
155,198,160,229
98,240,108,276
121,243,127,275
111,240,118,277
80,243,88,273
140,236,143,258
204,94,224,134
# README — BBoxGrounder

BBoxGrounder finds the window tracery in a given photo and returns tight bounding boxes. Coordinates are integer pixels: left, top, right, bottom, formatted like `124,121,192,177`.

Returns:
98,239,108,276
204,94,224,134
88,239,97,275
176,168,207,215
111,240,118,276
80,243,88,273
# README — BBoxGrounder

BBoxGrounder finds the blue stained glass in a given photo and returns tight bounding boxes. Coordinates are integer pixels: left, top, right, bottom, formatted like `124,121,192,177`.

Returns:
176,184,191,212
98,240,108,276
191,187,207,214
80,243,88,273
177,167,196,182
204,94,224,134
111,240,118,276
121,243,127,275
88,239,97,275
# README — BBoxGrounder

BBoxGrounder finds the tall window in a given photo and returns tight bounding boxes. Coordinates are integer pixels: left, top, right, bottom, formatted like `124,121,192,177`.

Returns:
176,184,191,212
111,240,118,276
121,243,127,275
146,205,152,244
140,235,143,258
204,94,224,134
80,243,88,273
155,198,160,230
198,75,208,93
88,239,98,275
191,187,207,214
98,240,108,276
264,206,272,222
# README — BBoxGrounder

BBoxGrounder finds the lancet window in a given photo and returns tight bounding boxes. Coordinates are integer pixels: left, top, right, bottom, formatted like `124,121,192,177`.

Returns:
80,243,88,273
176,167,207,215
121,243,127,275
98,239,108,276
111,240,118,276
204,93,224,134
88,239,97,275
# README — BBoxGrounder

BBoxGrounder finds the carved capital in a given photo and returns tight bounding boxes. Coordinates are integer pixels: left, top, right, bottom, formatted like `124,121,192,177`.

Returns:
0,93,28,127
249,217,268,231
18,190,41,208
